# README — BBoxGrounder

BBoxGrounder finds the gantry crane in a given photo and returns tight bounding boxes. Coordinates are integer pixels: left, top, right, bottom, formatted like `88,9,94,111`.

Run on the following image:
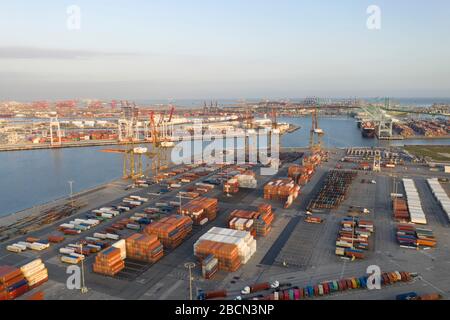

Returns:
271,105,277,130
101,102,174,180
309,103,324,154
100,147,156,180
244,104,255,129
149,111,170,175
167,104,175,123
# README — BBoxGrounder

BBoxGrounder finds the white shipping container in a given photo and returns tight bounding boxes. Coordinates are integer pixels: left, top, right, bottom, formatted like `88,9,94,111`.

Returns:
7,245,23,253
30,243,46,251
85,236,100,242
60,247,75,254
12,243,27,251
70,253,85,260
27,270,48,286
33,242,50,249
18,241,33,249
60,223,75,229
112,239,127,260
22,263,46,278
127,223,140,230
106,233,119,240
134,213,147,218
61,256,79,264
130,195,148,202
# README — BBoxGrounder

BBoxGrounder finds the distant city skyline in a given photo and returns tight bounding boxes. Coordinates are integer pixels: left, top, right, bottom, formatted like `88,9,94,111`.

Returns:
1,1,449,100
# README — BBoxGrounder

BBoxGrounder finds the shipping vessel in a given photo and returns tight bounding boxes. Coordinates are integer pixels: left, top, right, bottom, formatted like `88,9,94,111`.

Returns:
355,116,369,129
361,121,376,138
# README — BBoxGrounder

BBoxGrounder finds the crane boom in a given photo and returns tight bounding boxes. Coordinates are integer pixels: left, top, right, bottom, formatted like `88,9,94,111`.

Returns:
149,111,159,146
168,105,175,122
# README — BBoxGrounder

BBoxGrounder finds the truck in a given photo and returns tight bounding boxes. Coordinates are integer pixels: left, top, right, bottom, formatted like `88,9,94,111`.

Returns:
241,281,278,295
130,195,149,202
414,293,442,300
396,292,441,300
198,290,228,300
396,292,418,300
305,216,324,224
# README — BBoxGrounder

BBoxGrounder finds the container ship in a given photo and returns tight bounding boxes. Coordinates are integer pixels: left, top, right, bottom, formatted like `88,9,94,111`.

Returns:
356,117,363,129
361,121,376,138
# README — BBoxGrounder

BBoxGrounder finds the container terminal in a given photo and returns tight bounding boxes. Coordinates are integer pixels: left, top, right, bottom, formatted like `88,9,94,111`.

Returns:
1,98,448,152
1,105,450,301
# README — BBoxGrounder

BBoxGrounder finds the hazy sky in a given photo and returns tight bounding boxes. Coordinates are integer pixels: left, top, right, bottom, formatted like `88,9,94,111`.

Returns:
0,0,449,100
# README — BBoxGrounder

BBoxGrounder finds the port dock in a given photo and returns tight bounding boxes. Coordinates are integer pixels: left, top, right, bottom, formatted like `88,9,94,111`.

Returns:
1,146,450,300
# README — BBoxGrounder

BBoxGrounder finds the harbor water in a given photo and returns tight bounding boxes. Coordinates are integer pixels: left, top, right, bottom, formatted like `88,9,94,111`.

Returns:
0,116,448,217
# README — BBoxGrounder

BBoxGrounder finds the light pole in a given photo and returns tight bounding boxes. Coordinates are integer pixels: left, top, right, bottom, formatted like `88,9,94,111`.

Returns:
78,244,88,294
184,262,195,300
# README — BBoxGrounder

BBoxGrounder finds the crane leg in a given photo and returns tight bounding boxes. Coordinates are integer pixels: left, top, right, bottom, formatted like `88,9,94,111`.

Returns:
123,154,127,179
138,155,142,176
130,153,135,177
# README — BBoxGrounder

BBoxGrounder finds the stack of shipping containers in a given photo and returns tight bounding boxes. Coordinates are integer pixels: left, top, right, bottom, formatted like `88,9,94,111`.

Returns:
93,247,125,276
393,198,410,222
309,170,357,210
288,164,315,186
20,259,48,290
228,204,274,237
145,215,193,249
195,240,241,272
125,233,164,263
179,197,218,225
396,224,437,248
194,227,256,272
427,178,450,221
201,255,219,279
0,266,29,300
263,178,300,208
335,217,374,259
234,171,257,189
403,179,427,225
1,259,49,300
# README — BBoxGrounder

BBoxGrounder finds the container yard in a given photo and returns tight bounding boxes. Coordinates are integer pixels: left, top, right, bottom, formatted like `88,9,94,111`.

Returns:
0,147,449,301
335,217,374,260
396,224,437,249
308,170,357,211
393,119,450,139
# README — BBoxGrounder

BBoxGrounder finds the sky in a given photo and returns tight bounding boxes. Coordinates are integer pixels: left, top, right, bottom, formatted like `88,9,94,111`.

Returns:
0,0,449,101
